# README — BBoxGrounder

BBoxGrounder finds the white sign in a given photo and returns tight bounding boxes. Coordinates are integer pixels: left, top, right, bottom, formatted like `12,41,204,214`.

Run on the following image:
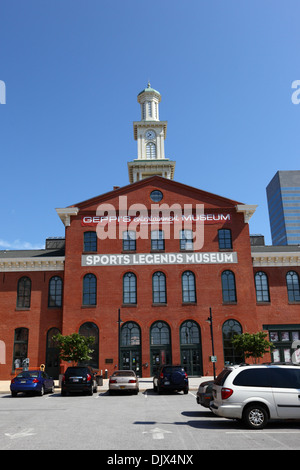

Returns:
82,251,238,267
81,213,232,226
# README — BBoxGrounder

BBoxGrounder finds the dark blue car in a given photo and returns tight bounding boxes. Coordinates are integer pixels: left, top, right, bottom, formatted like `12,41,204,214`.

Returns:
10,370,55,397
153,365,189,394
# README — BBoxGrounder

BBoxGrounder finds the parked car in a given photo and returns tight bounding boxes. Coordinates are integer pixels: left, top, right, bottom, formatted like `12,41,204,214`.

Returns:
109,370,139,395
61,366,97,396
211,363,300,429
10,370,55,397
196,380,214,408
153,365,189,394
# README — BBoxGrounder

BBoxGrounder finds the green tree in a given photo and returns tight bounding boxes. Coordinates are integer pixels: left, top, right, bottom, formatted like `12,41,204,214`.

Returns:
231,331,274,364
52,332,95,365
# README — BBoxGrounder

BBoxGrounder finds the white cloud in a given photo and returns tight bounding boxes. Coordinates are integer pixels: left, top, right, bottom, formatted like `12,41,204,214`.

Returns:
0,239,44,250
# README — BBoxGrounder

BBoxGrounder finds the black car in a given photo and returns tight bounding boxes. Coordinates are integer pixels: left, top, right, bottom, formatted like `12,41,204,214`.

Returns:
61,366,97,396
153,365,189,394
196,380,214,408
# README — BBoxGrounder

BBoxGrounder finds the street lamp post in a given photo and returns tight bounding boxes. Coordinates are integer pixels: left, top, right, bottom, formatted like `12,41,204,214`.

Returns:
206,307,216,379
117,308,123,370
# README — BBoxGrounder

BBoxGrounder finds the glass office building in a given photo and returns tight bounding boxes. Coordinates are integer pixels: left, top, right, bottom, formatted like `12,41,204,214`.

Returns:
267,171,300,245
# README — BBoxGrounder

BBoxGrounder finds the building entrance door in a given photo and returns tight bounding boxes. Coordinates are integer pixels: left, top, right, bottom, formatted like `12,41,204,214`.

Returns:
150,321,172,376
120,349,142,377
151,348,172,376
181,347,202,376
46,328,60,379
180,321,202,376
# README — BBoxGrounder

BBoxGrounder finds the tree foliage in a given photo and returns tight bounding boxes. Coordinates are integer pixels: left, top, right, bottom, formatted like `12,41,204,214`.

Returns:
231,331,274,363
52,332,94,365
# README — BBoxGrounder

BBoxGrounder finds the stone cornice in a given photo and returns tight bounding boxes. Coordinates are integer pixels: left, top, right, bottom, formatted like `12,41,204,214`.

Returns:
0,257,65,272
252,251,300,267
236,204,258,223
56,207,79,227
133,121,168,140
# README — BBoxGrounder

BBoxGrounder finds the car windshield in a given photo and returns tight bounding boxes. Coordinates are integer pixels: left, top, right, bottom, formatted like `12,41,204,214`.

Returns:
16,371,39,379
112,371,135,377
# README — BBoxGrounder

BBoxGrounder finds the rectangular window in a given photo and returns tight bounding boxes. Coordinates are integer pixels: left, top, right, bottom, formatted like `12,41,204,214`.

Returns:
218,229,232,249
84,232,97,252
180,230,193,250
151,230,165,251
123,231,136,251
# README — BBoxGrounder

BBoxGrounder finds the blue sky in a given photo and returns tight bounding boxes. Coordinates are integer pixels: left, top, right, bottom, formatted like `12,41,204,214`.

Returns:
0,0,299,249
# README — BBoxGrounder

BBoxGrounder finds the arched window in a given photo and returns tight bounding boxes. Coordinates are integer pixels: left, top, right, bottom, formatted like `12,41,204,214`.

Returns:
152,271,166,303
150,321,170,346
17,276,31,308
218,229,232,249
123,272,137,304
180,320,200,345
79,322,99,369
222,319,243,365
13,328,29,370
82,273,97,305
146,142,156,159
221,270,237,302
182,271,196,303
121,322,141,346
286,271,300,302
83,231,97,252
48,276,63,307
255,271,270,302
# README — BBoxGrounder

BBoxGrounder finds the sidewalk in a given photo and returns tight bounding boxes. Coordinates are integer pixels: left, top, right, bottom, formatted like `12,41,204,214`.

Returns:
0,376,213,394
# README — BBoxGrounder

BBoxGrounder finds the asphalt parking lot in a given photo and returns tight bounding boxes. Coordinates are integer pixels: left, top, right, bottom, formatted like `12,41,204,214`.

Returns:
0,382,300,452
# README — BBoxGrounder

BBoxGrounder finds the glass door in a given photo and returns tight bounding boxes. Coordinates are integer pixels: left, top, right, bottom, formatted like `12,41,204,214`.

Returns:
121,349,142,377
181,348,202,376
151,348,171,376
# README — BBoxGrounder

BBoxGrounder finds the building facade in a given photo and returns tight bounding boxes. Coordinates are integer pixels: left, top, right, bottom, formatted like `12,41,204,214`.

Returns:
267,170,300,245
0,86,300,381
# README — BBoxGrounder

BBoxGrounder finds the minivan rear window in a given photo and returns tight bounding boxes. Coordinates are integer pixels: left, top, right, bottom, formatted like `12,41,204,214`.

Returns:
215,369,233,385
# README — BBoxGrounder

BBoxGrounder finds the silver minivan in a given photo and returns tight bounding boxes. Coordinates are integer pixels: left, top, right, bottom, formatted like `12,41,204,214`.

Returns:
211,364,300,429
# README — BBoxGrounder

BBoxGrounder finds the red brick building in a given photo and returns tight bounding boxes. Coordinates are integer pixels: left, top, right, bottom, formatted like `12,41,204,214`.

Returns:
0,85,300,380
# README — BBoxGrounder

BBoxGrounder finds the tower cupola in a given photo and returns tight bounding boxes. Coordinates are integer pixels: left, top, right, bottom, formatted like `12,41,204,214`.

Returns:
128,83,176,183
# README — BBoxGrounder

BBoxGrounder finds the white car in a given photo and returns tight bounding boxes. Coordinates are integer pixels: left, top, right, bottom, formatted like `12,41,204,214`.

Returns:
211,364,300,429
109,370,139,395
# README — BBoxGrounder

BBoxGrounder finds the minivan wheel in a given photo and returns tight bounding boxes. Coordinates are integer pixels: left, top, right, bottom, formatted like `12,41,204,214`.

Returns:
243,404,268,429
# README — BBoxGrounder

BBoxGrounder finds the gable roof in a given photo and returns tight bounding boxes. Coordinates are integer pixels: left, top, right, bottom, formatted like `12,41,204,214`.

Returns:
68,175,244,210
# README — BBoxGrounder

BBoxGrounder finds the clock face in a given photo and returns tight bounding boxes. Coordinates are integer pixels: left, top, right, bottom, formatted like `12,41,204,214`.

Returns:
145,130,155,140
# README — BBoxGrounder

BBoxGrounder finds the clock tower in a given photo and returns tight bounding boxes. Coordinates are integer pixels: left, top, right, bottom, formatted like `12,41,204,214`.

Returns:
128,83,176,183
